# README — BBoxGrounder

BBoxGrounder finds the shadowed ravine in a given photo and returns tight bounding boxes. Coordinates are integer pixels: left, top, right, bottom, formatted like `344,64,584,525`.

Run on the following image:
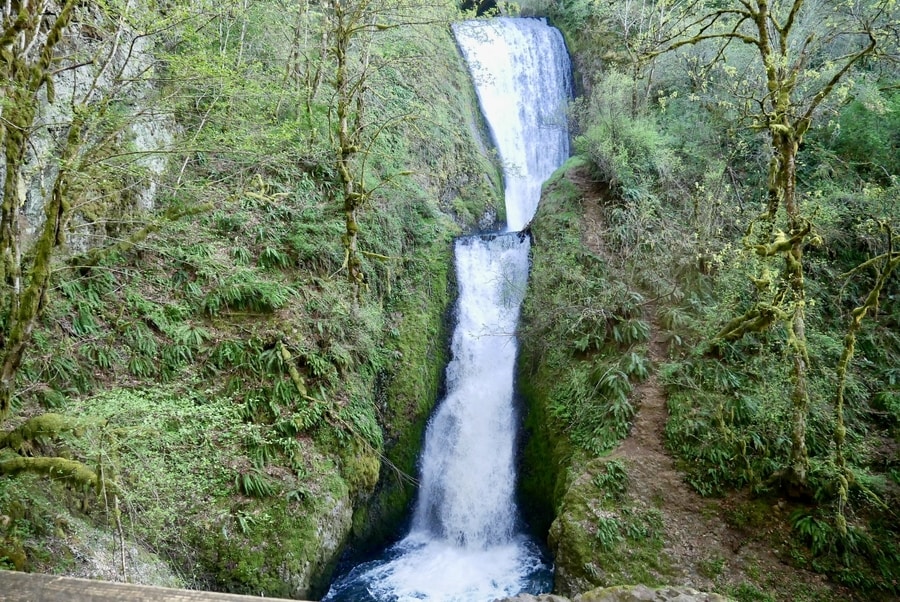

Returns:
323,18,572,602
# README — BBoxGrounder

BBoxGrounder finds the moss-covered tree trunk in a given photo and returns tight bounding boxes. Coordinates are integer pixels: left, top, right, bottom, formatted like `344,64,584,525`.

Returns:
832,229,899,529
0,0,77,421
0,117,81,421
775,130,811,488
330,0,366,298
653,0,881,492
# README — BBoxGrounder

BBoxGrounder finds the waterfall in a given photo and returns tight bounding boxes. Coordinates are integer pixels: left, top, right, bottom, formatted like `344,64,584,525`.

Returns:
454,18,572,231
324,18,571,602
412,231,531,551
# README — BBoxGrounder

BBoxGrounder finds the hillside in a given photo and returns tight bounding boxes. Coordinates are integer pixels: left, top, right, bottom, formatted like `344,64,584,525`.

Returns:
516,0,899,599
1,0,503,596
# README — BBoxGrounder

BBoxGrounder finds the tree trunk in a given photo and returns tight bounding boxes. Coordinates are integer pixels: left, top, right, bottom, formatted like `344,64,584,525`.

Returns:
332,0,365,298
777,131,811,491
0,84,33,308
0,117,80,421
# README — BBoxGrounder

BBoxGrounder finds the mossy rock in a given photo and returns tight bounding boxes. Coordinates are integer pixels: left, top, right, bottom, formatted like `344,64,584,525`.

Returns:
197,474,352,600
517,157,596,534
0,540,27,571
548,457,672,596
347,234,455,554
576,584,732,602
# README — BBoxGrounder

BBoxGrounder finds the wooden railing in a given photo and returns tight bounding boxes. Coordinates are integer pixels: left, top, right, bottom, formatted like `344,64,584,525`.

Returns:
0,572,305,601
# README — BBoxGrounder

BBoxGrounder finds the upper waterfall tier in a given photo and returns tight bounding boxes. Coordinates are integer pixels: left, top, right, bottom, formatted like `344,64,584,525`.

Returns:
453,18,573,231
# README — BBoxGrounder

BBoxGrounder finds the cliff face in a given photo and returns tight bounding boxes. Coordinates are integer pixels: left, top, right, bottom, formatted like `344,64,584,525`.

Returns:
5,3,173,252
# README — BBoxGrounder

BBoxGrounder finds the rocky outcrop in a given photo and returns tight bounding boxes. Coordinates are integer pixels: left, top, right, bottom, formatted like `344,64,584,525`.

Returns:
15,3,174,250
61,515,183,588
575,585,732,602
498,584,732,602
496,594,571,602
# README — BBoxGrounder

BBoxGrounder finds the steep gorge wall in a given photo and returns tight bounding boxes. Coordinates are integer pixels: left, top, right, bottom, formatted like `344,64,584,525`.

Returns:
2,2,174,252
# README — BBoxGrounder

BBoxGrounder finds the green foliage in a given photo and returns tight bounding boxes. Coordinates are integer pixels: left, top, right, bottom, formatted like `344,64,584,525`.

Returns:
595,514,625,551
519,0,900,597
788,508,900,594
574,71,679,197
697,553,726,580
592,459,628,502
520,159,653,468
1,0,507,591
202,273,295,316
235,470,278,498
550,456,670,590
808,90,900,185
726,582,776,602
791,511,835,556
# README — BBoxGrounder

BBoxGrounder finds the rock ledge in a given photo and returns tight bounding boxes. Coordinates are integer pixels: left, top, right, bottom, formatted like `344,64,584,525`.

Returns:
498,584,732,602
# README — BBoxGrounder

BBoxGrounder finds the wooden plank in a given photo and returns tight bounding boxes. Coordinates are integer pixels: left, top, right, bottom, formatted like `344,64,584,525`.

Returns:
0,572,303,601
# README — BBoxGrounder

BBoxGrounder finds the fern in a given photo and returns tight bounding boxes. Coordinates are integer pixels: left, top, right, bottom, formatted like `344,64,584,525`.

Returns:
72,306,100,336
39,388,67,409
595,515,624,552
202,275,295,316
258,246,291,270
47,354,89,391
593,459,628,501
234,470,277,498
792,511,835,556
611,318,650,346
209,339,249,371
171,323,210,348
80,342,114,371
231,246,252,265
128,355,156,378
621,351,650,381
125,322,158,357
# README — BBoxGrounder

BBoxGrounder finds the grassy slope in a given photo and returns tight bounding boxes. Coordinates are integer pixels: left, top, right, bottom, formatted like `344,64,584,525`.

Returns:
518,158,667,594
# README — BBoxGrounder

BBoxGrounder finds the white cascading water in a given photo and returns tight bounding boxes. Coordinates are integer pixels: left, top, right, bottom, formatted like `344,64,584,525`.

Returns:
455,18,573,232
324,18,571,602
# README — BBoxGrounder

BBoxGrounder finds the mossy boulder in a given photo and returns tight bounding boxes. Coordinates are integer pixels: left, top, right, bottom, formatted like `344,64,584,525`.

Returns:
199,483,352,599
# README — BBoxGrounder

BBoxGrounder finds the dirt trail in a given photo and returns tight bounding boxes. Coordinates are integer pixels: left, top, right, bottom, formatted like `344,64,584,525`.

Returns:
609,325,851,597
573,165,846,598
612,330,746,591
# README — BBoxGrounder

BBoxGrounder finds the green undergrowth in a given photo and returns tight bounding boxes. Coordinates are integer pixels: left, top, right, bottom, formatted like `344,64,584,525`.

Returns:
659,197,900,594
69,387,353,596
1,1,502,594
518,157,652,534
547,457,670,597
516,6,900,595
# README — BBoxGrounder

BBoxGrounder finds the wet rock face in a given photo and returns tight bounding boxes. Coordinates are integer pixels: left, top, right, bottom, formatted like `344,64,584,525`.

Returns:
498,585,732,602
